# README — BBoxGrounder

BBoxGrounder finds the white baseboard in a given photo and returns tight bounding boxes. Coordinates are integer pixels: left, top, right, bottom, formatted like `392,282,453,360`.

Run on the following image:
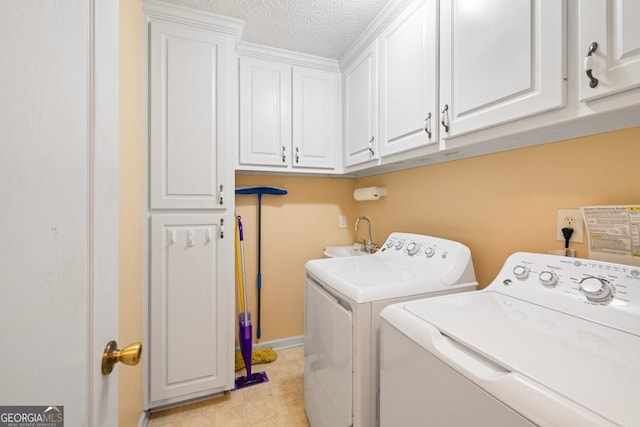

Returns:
242,335,304,351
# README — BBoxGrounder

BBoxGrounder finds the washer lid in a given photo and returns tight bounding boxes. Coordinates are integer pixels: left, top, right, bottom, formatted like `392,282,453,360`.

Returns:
401,291,640,426
305,255,474,303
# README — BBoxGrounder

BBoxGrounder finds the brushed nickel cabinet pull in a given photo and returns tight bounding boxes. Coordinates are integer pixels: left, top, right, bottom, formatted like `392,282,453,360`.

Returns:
584,42,599,88
424,112,432,139
441,104,449,133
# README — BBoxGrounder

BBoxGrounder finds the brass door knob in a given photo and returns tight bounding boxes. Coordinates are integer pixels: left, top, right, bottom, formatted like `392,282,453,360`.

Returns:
102,340,142,375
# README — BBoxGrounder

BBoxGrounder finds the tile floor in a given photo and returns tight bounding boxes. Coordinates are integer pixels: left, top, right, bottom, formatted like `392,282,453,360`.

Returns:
148,346,310,427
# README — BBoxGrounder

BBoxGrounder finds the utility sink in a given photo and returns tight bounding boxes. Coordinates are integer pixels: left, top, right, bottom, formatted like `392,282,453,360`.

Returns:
323,243,367,258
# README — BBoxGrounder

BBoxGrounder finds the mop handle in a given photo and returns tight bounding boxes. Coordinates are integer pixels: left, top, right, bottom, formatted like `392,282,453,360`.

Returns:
237,216,250,324
235,216,246,314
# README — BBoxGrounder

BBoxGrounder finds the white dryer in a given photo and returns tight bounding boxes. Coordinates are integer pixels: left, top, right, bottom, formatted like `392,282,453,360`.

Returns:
304,232,477,427
380,252,640,426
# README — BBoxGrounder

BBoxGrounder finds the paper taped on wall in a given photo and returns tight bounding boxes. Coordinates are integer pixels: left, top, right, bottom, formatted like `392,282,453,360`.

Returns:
582,205,640,266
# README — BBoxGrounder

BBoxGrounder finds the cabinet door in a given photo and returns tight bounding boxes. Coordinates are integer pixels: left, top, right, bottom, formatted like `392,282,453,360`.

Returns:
292,67,340,169
149,21,230,209
578,0,640,101
439,0,565,138
379,0,438,157
149,214,233,406
344,41,379,167
239,57,292,167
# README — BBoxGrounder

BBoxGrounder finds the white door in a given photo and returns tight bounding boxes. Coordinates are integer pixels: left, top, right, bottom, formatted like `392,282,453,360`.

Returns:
149,20,232,209
439,0,565,138
344,41,379,167
292,66,340,169
578,0,640,101
149,214,233,406
239,57,292,167
0,1,119,426
379,0,438,156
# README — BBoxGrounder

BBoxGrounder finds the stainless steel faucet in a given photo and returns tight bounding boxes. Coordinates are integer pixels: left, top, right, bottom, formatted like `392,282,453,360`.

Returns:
355,216,377,253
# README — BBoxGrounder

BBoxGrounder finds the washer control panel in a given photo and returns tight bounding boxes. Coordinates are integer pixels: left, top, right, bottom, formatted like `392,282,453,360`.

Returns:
378,232,463,263
491,252,640,334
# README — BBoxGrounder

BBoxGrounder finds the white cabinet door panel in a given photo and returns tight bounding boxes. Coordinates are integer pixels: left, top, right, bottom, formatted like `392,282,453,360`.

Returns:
578,0,640,101
150,214,232,404
344,41,379,167
379,0,438,156
293,67,340,169
149,21,229,209
239,58,292,167
440,0,565,138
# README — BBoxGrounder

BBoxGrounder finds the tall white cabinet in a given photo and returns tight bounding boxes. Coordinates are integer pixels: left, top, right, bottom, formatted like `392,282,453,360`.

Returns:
144,1,241,409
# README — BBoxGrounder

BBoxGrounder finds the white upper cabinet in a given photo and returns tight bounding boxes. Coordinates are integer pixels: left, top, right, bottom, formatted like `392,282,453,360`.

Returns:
292,67,340,168
149,19,233,209
439,0,566,138
578,0,640,102
239,57,292,167
344,41,379,167
239,56,340,171
379,0,438,157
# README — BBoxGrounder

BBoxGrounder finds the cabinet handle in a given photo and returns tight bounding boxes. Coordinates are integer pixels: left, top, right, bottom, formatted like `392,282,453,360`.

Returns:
424,112,432,139
220,218,224,239
368,136,375,156
219,184,224,205
295,147,299,163
281,146,286,163
441,104,450,133
584,42,599,88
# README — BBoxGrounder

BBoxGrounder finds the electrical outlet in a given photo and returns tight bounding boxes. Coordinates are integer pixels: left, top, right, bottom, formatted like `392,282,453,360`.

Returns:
339,215,347,228
556,209,584,243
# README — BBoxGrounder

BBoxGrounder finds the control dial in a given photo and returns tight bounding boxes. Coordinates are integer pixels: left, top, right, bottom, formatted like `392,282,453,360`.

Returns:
424,246,436,258
385,240,394,249
539,271,559,287
395,240,404,250
407,242,420,256
579,276,615,305
512,265,530,280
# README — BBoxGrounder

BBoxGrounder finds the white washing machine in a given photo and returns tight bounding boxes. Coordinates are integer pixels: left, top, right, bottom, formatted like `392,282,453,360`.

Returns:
304,232,477,427
380,252,640,426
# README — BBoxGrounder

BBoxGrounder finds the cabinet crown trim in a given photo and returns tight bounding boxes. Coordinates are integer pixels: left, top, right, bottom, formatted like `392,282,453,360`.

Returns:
339,0,413,69
143,0,245,45
237,42,341,72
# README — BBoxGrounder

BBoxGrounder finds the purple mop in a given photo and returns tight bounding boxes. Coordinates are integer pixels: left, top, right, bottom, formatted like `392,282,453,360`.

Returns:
235,216,268,389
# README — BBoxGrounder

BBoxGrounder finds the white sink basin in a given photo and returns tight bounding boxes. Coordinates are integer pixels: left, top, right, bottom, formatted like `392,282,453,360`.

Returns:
323,244,367,258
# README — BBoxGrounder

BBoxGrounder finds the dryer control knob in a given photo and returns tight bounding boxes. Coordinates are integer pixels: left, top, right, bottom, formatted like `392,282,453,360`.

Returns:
395,240,404,250
424,246,436,258
539,271,559,287
513,265,530,280
385,240,394,248
407,242,420,256
579,277,615,305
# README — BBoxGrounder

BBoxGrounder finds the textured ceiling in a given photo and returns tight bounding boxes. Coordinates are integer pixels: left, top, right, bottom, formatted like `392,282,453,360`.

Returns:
158,0,390,59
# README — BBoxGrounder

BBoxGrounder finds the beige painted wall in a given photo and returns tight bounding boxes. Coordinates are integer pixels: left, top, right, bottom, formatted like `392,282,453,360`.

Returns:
119,0,144,425
235,175,357,343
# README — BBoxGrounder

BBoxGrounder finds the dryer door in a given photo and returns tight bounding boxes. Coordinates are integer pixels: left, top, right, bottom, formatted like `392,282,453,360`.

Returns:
304,278,353,427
